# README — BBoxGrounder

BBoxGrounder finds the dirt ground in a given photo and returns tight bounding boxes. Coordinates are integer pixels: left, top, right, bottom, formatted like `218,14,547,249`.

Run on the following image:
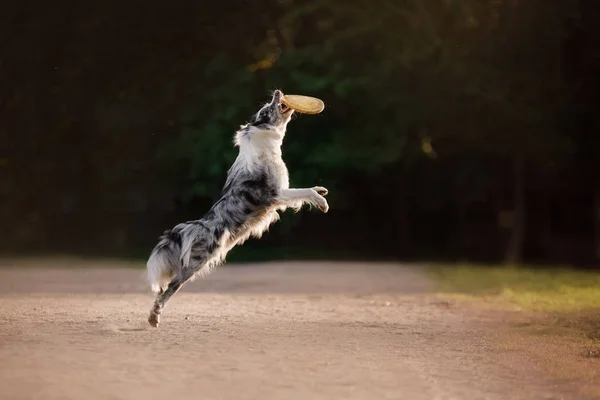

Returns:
0,258,586,400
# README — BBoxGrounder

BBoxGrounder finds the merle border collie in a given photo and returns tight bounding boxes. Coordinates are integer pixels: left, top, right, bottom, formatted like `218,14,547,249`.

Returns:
146,90,329,327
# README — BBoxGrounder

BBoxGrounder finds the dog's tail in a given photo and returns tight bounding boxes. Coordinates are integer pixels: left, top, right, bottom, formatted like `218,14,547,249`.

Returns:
146,231,181,294
147,223,212,293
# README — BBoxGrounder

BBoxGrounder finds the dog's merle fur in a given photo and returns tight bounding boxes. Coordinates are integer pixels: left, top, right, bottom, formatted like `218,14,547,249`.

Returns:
146,90,328,327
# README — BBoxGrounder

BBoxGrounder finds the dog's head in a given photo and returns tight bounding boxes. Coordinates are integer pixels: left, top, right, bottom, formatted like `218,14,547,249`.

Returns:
235,90,294,148
249,90,294,131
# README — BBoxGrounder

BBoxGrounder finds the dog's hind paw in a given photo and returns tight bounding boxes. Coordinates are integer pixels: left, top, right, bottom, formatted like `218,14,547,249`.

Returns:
148,311,160,328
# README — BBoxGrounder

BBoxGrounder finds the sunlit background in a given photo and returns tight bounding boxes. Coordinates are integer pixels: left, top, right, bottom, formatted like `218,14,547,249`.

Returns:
2,0,599,266
2,2,600,399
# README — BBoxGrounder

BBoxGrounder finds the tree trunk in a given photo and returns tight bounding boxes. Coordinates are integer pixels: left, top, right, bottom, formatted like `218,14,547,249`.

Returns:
505,157,525,265
595,186,600,262
456,199,470,258
392,173,411,258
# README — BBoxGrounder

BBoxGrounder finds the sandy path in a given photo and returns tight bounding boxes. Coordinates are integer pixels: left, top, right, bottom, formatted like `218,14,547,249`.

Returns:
0,259,571,400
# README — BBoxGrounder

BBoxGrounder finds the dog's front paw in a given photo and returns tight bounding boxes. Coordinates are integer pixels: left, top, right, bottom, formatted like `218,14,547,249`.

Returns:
314,195,329,213
312,186,328,197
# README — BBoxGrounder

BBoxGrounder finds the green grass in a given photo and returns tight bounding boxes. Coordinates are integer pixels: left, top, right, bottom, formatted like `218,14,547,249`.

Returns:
429,264,600,399
429,264,600,312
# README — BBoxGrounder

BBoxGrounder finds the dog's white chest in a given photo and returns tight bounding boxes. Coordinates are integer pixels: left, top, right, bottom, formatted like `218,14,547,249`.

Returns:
268,158,290,191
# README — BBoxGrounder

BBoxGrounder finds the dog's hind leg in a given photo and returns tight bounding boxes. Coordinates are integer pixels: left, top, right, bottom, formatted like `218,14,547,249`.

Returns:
148,258,215,327
148,273,189,328
148,230,224,327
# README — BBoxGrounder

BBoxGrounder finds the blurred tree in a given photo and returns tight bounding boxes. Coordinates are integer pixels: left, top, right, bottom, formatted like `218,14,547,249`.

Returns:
173,0,574,262
1,0,597,264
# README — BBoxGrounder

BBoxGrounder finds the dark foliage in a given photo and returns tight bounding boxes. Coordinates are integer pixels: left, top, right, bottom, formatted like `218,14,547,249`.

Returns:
1,0,599,264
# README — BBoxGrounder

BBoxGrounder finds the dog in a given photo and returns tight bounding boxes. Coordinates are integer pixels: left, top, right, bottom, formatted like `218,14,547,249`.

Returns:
146,90,329,327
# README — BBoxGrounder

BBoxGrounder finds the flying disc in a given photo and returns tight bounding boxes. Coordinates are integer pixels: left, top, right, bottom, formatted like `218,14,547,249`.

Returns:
281,95,325,114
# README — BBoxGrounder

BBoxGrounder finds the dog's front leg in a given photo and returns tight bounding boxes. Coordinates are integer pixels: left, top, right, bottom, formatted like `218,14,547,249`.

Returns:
277,187,329,213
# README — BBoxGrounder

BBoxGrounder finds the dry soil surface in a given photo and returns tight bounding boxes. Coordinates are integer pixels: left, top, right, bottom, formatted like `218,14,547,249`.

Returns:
0,258,581,400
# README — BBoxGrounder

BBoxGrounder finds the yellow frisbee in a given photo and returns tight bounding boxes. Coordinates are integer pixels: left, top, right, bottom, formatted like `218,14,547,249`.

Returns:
281,94,325,114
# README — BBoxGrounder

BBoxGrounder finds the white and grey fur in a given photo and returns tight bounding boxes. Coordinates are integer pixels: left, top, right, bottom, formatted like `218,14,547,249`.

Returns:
146,90,328,327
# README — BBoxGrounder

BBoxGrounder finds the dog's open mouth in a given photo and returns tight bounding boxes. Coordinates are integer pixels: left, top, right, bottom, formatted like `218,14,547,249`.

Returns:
279,103,291,113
